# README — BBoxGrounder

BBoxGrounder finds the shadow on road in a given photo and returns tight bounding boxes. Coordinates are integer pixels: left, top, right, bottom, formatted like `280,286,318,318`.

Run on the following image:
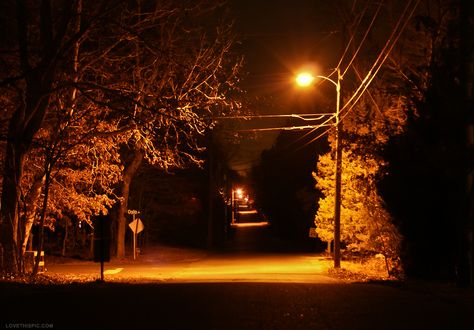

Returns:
1,281,473,330
223,210,314,255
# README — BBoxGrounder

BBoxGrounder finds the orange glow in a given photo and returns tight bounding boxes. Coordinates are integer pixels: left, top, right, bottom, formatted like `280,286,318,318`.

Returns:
295,72,314,87
231,221,269,228
47,251,338,283
235,188,244,199
238,210,258,215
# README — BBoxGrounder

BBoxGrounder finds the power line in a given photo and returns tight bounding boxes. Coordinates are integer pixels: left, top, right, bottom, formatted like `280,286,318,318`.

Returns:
352,64,383,115
214,113,334,121
236,122,334,133
340,0,421,122
297,0,420,150
338,0,419,115
294,125,335,152
277,1,370,153
279,112,337,150
336,0,371,72
215,113,335,133
341,0,384,78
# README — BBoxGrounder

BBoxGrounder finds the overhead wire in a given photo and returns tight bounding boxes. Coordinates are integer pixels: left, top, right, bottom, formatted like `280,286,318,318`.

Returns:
237,122,334,132
216,113,335,134
234,0,374,158
296,0,420,149
340,0,418,115
220,0,420,157
352,64,383,115
339,0,421,123
277,112,337,151
277,0,368,151
294,125,336,153
336,0,371,72
289,0,376,149
341,0,384,78
215,113,334,121
283,0,376,150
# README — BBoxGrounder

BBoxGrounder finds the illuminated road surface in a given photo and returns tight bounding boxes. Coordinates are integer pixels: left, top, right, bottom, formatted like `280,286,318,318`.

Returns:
46,253,337,283
47,219,338,282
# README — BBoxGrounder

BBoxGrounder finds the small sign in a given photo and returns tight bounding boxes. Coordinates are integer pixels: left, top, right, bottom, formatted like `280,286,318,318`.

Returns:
129,218,144,234
308,227,317,238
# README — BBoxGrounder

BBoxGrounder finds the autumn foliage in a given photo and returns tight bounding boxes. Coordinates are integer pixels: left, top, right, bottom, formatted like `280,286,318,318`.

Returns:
313,91,404,275
0,0,241,273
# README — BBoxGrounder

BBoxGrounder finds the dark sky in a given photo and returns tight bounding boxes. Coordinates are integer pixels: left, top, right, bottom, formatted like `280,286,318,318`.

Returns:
231,0,340,97
226,1,342,173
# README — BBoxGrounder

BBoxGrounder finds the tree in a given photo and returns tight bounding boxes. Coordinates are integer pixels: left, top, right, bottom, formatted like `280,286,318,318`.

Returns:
83,1,242,257
0,0,129,272
0,0,97,273
380,0,474,283
0,0,241,271
314,89,404,274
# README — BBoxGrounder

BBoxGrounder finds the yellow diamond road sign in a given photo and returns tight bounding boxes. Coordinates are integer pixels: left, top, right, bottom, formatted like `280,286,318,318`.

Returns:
129,218,144,234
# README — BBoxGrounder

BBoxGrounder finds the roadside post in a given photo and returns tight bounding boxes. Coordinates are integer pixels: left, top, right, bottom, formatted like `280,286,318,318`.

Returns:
93,213,111,282
128,210,144,260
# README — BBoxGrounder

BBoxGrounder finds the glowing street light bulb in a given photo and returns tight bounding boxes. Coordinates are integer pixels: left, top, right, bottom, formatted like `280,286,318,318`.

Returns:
295,72,314,87
235,188,243,199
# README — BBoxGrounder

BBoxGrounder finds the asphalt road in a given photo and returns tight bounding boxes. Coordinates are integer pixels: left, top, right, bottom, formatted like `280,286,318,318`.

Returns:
3,215,474,329
45,220,336,283
2,281,473,330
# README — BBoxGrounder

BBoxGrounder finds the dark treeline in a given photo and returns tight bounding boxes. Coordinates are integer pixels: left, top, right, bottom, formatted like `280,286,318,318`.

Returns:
381,0,474,283
252,126,329,251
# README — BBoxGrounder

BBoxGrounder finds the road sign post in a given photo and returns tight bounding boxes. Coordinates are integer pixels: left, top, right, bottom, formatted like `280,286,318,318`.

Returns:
93,214,111,282
128,210,144,260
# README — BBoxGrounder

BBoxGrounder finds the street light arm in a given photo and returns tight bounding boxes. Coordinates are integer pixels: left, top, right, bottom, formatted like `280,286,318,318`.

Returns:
315,75,338,88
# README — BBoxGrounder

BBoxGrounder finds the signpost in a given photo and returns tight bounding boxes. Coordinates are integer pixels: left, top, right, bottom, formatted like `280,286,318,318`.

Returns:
93,214,111,282
128,210,144,260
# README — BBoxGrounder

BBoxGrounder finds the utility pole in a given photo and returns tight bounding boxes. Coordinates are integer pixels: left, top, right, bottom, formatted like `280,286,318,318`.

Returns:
333,67,342,268
207,132,214,249
298,69,343,268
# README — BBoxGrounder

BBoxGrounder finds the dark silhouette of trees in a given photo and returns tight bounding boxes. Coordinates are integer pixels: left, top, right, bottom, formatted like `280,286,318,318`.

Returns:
380,0,474,284
252,127,328,250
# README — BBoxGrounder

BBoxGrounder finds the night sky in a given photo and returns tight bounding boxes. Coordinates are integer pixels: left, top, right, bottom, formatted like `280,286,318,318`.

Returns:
227,1,342,172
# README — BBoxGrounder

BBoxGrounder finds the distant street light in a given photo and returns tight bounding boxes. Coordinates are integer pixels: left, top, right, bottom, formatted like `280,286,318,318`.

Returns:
235,188,244,199
231,187,244,224
295,68,342,269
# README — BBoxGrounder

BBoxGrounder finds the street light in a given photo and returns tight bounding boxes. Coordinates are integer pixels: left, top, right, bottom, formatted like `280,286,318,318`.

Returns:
295,72,315,87
295,68,342,268
231,187,244,224
235,188,244,199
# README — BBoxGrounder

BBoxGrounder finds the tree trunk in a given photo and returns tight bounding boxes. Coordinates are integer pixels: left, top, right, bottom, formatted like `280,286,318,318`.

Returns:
62,217,68,257
0,137,27,273
33,170,51,276
116,149,144,258
0,1,56,273
207,134,214,249
89,232,94,259
21,174,45,256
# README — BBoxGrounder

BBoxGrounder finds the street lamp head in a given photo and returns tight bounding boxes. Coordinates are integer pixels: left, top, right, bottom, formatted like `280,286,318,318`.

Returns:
235,188,243,199
295,72,314,87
